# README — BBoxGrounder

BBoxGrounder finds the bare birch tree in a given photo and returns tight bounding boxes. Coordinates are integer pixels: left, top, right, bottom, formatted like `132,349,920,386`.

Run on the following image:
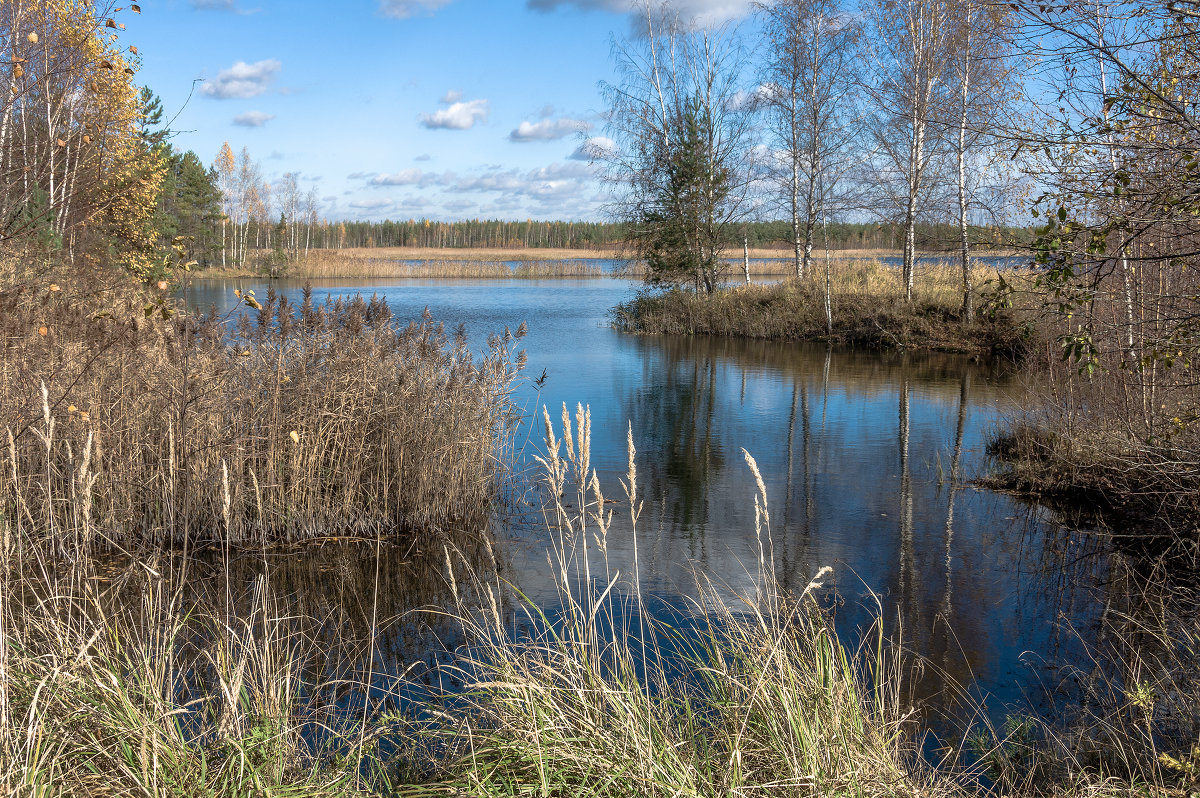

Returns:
863,0,955,302
757,0,861,281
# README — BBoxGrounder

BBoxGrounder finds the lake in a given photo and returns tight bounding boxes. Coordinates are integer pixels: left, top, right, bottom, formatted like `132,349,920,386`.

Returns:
185,275,1113,729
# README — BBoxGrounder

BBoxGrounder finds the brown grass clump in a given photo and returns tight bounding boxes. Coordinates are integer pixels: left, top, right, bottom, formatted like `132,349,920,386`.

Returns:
0,275,521,552
614,259,1035,358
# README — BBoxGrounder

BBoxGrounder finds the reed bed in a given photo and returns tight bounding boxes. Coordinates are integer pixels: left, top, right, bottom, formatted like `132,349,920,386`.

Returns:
614,258,1035,357
0,276,521,551
296,252,613,279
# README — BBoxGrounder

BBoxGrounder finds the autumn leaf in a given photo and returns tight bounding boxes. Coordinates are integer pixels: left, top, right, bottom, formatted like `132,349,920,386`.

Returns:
131,4,141,11
129,45,138,54
26,32,38,43
105,19,116,28
100,60,113,69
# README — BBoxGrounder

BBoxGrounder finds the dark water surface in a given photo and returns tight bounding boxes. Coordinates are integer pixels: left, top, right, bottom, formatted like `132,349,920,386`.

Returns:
185,276,1109,723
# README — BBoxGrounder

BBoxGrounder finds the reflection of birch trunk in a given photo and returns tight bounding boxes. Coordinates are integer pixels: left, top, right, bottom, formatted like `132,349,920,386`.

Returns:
785,375,798,529
899,368,914,599
942,370,969,627
801,378,813,530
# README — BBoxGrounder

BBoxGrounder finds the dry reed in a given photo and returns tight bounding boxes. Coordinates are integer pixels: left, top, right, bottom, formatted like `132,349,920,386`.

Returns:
0,276,521,551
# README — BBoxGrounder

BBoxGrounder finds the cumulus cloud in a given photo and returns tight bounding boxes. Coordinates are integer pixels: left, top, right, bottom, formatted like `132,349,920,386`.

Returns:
440,89,463,104
346,159,601,215
349,198,393,210
526,0,755,24
420,97,489,130
367,169,440,187
569,136,617,161
509,117,591,142
232,110,275,127
379,0,454,17
201,59,281,99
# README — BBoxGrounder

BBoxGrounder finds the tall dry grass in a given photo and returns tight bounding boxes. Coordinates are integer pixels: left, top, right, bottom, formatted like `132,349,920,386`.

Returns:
615,259,1035,357
396,405,947,797
0,276,521,551
3,400,1197,796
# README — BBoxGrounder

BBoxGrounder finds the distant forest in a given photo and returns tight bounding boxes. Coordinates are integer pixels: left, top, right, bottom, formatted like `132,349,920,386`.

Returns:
324,219,1032,252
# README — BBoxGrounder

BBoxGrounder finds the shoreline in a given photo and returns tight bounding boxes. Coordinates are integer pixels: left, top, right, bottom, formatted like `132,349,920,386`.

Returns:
187,246,1027,281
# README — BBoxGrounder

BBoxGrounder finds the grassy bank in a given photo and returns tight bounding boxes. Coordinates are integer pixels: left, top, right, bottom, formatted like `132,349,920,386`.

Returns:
614,259,1034,358
0,274,521,551
983,385,1200,552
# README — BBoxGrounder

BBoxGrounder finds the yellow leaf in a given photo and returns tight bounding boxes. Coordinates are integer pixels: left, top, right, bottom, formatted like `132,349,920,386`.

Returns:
38,326,48,337
129,46,138,54
289,431,300,445
26,32,38,43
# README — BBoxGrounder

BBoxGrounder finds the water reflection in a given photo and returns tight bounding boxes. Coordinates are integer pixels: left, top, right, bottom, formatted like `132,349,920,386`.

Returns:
183,276,1113,719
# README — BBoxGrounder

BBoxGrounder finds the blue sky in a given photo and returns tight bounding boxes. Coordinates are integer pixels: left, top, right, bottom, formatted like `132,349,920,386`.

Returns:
127,0,757,223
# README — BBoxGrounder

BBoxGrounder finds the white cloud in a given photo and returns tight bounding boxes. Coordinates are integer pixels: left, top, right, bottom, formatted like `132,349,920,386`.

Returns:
349,198,393,210
379,0,454,17
232,110,275,127
420,98,489,130
440,89,463,104
570,136,617,161
444,199,477,213
201,59,281,99
509,117,591,142
368,169,440,187
526,0,755,25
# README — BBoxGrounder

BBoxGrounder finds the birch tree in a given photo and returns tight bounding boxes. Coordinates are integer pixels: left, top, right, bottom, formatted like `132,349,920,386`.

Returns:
598,2,756,293
0,1,161,276
863,0,955,302
758,0,860,281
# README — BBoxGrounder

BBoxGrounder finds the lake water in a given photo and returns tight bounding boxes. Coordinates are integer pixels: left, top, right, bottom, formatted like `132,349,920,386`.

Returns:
185,275,1113,728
